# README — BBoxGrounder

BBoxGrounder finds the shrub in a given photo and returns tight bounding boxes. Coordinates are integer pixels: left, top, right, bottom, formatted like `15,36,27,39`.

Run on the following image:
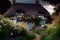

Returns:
0,15,35,40
24,33,35,40
34,17,41,26
16,28,35,40
0,15,14,40
40,16,60,40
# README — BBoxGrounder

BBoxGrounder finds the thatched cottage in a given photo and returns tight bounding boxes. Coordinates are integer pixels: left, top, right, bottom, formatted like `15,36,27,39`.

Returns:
4,0,52,30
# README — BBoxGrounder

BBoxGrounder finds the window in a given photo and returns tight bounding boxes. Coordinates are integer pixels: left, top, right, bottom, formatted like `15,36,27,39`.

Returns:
16,10,25,17
16,12,23,17
16,10,25,22
38,12,44,17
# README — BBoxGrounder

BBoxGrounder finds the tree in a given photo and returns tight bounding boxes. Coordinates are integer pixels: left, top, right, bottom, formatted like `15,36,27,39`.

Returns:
34,16,41,26
40,15,60,40
55,4,60,14
0,0,11,14
43,0,60,5
52,4,60,15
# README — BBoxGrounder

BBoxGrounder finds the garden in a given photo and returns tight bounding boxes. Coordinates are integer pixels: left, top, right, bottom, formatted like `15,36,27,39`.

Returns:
0,13,60,40
0,15,35,40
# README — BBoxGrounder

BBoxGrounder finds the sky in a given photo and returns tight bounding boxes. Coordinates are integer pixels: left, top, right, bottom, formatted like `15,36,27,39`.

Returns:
15,0,35,3
9,0,42,4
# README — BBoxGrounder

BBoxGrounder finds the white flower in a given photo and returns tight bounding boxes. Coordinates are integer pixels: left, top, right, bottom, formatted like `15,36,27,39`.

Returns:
4,24,7,26
0,20,4,24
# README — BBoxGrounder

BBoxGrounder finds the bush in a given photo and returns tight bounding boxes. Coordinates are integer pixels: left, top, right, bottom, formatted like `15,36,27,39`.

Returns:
0,16,12,40
40,16,60,40
0,15,35,40
24,33,35,40
15,28,35,40
34,17,41,26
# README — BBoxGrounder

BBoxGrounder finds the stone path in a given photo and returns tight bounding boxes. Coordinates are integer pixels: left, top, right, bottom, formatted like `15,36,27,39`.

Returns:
29,31,40,40
33,33,40,40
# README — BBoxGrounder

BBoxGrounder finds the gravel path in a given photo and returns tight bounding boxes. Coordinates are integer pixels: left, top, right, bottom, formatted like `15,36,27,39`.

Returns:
29,31,40,40
33,33,40,40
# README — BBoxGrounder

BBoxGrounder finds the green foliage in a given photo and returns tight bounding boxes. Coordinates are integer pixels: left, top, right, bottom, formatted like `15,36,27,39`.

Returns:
41,16,60,40
33,28,42,34
16,28,35,40
43,0,60,5
0,15,13,40
24,33,35,40
0,15,4,19
53,5,60,15
0,15,35,40
34,17,41,26
52,12,56,16
55,5,60,13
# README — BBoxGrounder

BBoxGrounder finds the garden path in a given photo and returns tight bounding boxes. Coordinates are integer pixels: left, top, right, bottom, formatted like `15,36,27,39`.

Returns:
29,31,40,40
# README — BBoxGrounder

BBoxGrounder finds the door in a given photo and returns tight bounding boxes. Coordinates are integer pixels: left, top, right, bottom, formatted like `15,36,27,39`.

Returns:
28,22,32,30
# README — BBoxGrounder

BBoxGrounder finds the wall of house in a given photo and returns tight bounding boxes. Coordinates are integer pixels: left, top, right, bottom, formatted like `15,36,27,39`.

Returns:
40,16,46,27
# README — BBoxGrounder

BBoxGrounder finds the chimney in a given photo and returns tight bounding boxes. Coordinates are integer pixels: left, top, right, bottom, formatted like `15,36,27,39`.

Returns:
35,0,39,4
12,0,15,4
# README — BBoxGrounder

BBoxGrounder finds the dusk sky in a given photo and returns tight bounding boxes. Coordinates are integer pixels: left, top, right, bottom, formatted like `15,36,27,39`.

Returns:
15,0,35,3
9,0,41,3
